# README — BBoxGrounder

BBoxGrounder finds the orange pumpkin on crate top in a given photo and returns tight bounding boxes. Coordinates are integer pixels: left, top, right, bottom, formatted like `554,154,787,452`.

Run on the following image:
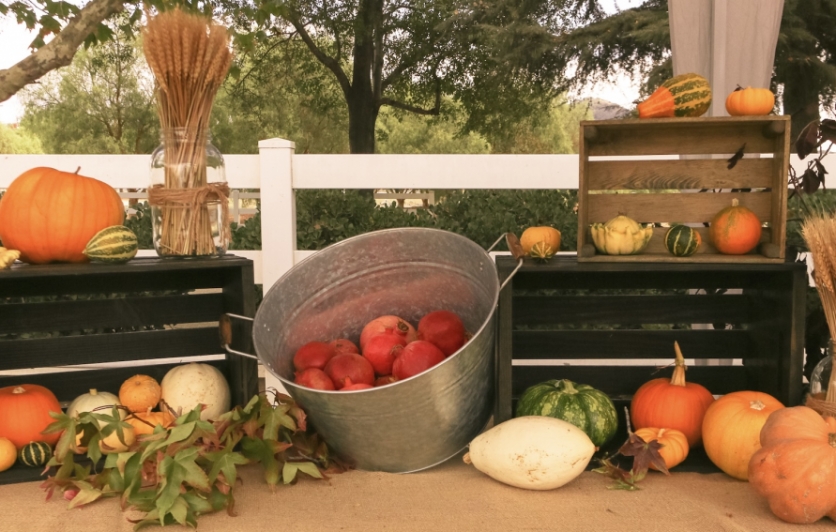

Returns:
709,199,762,255
0,167,124,264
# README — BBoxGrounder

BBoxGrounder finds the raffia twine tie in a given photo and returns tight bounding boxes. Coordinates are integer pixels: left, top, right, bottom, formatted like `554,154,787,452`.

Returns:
148,182,231,246
806,392,836,418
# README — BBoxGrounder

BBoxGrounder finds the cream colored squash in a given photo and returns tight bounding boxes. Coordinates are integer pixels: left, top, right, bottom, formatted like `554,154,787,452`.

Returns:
67,389,125,422
160,363,231,421
463,416,595,490
98,425,136,454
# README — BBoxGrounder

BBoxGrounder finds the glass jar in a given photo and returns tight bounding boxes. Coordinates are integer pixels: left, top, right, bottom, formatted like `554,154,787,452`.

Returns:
149,128,228,257
810,339,834,396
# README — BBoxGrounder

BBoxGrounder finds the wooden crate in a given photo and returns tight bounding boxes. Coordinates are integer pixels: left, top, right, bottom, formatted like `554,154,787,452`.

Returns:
577,116,792,263
494,256,806,472
0,255,258,485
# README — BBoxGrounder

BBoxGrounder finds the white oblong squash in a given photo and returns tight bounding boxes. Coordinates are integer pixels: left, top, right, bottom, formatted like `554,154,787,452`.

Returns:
463,416,595,490
160,363,231,421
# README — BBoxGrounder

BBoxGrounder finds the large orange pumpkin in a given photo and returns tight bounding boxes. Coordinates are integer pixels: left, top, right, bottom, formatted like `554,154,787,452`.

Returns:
709,199,762,255
630,342,715,448
749,407,836,524
0,167,124,264
702,390,784,480
0,384,63,449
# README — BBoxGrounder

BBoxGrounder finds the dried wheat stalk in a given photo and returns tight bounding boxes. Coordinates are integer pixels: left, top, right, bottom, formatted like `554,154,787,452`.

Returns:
143,8,232,256
802,214,836,403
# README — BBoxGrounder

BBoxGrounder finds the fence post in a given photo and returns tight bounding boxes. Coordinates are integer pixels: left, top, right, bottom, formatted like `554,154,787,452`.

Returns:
258,138,296,293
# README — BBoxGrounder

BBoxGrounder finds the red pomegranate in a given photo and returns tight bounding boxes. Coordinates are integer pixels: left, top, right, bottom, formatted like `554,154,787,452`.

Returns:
392,341,445,380
374,375,399,387
293,341,337,371
341,378,374,391
418,310,467,356
294,368,336,390
330,338,360,355
362,333,407,375
324,353,375,389
359,315,417,351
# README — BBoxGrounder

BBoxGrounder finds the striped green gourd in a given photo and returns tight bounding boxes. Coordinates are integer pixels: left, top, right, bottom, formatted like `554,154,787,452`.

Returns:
664,224,702,257
18,441,51,467
515,379,618,447
637,73,712,118
83,225,138,263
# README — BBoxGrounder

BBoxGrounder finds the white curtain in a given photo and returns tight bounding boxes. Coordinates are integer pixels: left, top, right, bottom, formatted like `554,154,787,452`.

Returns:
668,0,784,117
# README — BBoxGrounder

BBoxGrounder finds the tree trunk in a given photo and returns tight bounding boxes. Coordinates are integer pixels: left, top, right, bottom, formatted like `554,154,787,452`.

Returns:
347,91,378,154
348,0,381,155
783,65,821,143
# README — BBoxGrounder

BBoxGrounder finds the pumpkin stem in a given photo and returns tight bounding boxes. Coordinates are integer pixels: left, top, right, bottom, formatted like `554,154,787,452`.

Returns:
74,166,81,174
830,433,836,448
731,198,739,207
559,379,577,394
749,400,767,411
670,341,688,387
12,386,26,394
89,389,98,395
734,85,743,92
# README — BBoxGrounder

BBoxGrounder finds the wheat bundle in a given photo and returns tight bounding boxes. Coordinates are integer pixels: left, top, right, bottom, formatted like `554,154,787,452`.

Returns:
143,8,232,256
802,214,836,410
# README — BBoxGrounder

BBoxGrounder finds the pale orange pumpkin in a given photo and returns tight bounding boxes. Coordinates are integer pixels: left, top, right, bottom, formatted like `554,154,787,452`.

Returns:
0,437,16,472
633,427,690,470
630,342,715,447
520,226,562,260
749,407,836,523
702,390,784,480
725,86,775,116
126,408,175,436
119,374,162,413
0,167,124,264
709,199,762,255
0,384,63,449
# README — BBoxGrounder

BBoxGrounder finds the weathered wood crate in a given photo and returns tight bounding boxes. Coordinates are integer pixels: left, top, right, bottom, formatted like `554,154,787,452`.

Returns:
0,255,258,485
577,116,792,263
494,256,806,471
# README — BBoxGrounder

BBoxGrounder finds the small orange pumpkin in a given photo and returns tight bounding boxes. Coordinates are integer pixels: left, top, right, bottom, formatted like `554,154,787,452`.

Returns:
119,374,162,413
709,199,762,255
0,167,124,264
725,86,775,116
702,390,784,480
0,384,63,449
633,427,690,470
520,226,561,259
126,408,175,436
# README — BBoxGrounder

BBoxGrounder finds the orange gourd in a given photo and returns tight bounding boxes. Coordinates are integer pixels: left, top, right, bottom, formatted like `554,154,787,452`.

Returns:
0,167,124,264
725,86,775,116
520,226,562,260
702,390,784,480
749,407,836,524
0,384,63,449
0,437,16,472
709,199,762,255
630,342,715,447
633,427,690,470
126,408,175,436
119,374,162,413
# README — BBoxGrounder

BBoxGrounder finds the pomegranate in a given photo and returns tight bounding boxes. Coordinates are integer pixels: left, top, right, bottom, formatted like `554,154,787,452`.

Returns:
324,353,375,389
330,338,359,355
362,333,406,375
392,341,445,380
341,378,374,391
359,315,417,351
374,375,399,387
293,341,337,371
418,310,467,356
294,368,336,391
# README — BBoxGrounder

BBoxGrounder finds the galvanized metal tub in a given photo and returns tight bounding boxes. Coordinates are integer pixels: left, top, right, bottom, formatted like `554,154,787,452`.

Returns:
253,228,500,473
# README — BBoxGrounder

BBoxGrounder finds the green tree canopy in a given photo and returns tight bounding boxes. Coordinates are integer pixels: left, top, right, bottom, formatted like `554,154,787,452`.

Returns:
0,124,43,154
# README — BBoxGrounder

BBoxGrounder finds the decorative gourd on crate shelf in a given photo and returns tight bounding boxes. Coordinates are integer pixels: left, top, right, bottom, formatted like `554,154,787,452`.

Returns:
709,199,763,255
725,86,775,116
18,441,51,467
519,226,561,260
637,73,712,118
83,226,139,264
590,215,653,256
664,225,701,257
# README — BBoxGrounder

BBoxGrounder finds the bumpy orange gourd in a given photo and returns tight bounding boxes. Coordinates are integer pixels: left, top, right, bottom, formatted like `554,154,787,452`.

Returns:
0,167,124,264
119,374,162,413
709,199,762,255
126,408,175,436
0,384,63,449
520,226,562,259
749,407,836,524
633,427,690,470
630,342,715,447
702,390,784,480
725,86,775,116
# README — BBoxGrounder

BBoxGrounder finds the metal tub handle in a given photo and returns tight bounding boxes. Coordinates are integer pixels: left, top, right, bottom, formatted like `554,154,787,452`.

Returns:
219,313,260,360
487,232,525,291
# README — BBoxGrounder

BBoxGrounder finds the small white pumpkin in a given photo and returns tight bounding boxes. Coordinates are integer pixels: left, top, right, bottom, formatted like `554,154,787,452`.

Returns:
463,416,595,490
160,363,231,421
67,389,125,422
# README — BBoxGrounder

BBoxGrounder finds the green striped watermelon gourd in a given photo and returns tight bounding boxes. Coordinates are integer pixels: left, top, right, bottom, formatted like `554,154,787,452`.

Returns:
83,225,138,263
637,73,712,119
515,379,618,447
18,441,51,467
664,224,701,257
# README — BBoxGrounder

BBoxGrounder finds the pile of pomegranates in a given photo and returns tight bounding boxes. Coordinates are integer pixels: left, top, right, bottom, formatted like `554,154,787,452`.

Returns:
292,310,468,391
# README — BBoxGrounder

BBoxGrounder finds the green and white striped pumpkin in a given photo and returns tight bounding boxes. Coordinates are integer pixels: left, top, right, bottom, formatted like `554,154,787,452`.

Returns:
638,73,712,118
18,441,51,467
515,379,618,447
664,224,701,257
83,225,138,263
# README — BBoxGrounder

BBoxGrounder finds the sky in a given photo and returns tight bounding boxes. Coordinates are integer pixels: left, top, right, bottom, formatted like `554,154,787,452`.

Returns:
0,0,645,124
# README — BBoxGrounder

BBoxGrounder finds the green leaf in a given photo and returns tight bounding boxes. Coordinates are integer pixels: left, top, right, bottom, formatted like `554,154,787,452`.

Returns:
282,462,298,484
168,495,189,526
205,448,249,487
68,484,103,509
294,461,324,480
173,447,211,492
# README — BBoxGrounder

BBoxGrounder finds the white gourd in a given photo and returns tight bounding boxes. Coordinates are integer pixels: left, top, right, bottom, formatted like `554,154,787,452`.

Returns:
67,389,125,422
160,363,231,421
463,416,595,490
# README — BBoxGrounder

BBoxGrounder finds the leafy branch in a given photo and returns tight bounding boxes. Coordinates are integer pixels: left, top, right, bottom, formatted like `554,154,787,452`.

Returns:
40,391,346,530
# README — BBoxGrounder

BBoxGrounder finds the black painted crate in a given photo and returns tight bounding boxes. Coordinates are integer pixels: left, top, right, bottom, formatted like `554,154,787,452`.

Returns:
0,255,258,484
495,255,806,472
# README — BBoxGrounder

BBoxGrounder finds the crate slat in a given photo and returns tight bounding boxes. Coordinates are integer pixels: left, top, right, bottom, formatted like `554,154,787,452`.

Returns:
586,158,774,190
586,191,773,224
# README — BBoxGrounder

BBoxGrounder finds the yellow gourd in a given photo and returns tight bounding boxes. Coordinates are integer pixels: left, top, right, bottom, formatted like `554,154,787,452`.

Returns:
520,226,562,260
0,247,20,269
99,426,136,454
0,437,16,472
127,408,175,436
